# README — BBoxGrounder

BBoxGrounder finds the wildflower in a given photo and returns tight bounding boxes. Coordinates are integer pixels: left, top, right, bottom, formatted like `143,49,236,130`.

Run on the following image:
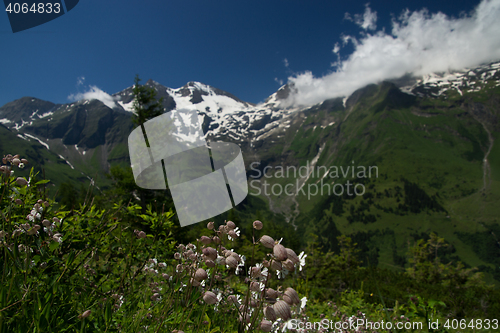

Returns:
228,227,240,241
0,230,6,239
79,310,91,319
202,247,217,261
273,301,292,320
253,220,263,230
261,319,273,332
249,265,261,278
18,163,25,169
42,219,51,227
276,268,289,280
199,235,212,245
227,294,241,306
283,288,300,305
282,259,295,272
16,177,28,187
266,288,279,300
207,221,214,230
226,221,236,229
273,244,288,261
158,262,166,268
194,268,208,281
250,282,264,292
203,291,218,305
286,248,299,264
151,293,161,302
297,251,307,271
226,256,238,269
21,158,28,164
12,158,20,166
260,235,275,248
300,297,307,310
137,231,146,239
174,252,181,260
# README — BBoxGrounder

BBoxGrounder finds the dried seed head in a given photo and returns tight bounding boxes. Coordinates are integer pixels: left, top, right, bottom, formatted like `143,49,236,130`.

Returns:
264,306,277,321
282,259,295,272
202,247,217,261
260,319,273,332
260,235,275,249
253,220,263,230
226,221,236,229
273,300,291,321
194,268,208,281
284,287,300,305
207,221,214,230
273,244,288,261
203,291,218,305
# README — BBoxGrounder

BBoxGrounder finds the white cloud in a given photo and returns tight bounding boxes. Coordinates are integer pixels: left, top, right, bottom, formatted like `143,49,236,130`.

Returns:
274,77,284,85
77,76,85,86
283,58,289,68
345,4,377,30
68,85,118,109
284,0,500,107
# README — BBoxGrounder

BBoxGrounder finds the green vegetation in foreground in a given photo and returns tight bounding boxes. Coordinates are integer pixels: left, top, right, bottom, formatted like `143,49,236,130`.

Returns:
1,152,499,333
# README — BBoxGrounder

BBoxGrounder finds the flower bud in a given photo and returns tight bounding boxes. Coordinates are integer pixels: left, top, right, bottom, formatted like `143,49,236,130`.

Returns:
212,236,221,244
226,221,236,229
190,278,200,287
137,231,146,239
260,235,275,248
260,319,273,332
207,221,214,230
253,220,263,230
273,300,291,320
80,310,91,319
14,199,23,205
264,306,277,321
16,177,28,187
174,252,181,260
12,158,20,166
202,247,217,261
205,259,215,267
42,219,51,227
194,268,208,281
286,248,300,264
203,291,218,305
273,244,288,261
21,159,28,164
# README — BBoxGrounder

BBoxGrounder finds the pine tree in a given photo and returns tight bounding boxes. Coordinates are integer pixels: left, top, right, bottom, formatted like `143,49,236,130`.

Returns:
131,75,164,127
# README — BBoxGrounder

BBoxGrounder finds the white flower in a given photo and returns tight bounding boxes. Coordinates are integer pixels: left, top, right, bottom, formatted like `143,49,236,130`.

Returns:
300,297,307,310
18,163,25,169
297,251,307,271
276,268,289,280
35,213,41,220
227,227,241,241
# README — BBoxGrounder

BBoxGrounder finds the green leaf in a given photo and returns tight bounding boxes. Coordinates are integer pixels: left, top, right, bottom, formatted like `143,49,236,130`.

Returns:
49,241,60,252
35,179,51,185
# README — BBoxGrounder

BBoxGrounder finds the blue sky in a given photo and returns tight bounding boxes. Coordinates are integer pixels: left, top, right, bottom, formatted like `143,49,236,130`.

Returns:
1,0,497,108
